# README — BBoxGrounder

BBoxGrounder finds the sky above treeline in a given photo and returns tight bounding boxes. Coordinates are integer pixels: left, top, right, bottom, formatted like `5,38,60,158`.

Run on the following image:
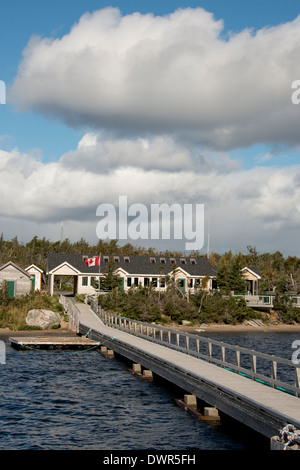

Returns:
1,0,300,256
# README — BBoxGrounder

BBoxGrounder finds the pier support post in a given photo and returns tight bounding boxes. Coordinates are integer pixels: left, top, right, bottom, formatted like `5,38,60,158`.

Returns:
184,394,197,409
100,346,114,358
141,370,153,381
204,407,219,418
132,363,142,374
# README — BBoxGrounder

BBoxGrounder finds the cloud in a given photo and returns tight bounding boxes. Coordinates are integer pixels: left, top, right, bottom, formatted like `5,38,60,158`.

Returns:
6,7,300,255
60,132,240,173
10,7,300,150
1,136,300,255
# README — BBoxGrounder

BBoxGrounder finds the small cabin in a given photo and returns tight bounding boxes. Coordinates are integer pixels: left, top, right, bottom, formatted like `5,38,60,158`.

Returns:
242,267,261,294
25,264,43,291
0,261,33,298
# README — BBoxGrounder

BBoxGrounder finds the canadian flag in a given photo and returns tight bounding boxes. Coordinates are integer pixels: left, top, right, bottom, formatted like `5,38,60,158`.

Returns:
84,256,100,267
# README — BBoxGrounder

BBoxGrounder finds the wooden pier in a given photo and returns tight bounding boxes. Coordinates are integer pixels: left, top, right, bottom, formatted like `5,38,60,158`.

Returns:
9,335,100,351
60,296,300,447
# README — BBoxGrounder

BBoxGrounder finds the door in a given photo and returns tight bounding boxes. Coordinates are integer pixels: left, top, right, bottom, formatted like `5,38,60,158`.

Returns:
177,278,186,293
6,280,15,298
31,274,36,290
118,277,125,291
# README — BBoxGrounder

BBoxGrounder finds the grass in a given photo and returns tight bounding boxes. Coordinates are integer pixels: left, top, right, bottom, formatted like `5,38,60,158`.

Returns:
0,291,64,331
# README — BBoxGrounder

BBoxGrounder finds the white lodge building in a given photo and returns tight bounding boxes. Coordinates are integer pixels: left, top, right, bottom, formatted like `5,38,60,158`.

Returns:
47,253,218,296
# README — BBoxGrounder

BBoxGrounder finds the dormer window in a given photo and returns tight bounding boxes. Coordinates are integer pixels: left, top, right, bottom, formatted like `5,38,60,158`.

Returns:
180,258,186,265
150,257,156,264
114,256,120,262
191,259,196,265
170,258,175,264
103,256,109,262
160,258,166,264
124,256,130,263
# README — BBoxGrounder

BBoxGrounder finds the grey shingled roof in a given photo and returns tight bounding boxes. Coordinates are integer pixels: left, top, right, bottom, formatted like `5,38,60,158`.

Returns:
243,266,261,277
47,253,218,277
0,261,32,278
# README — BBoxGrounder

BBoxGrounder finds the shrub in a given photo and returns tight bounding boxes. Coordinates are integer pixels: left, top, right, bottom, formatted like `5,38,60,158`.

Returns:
0,291,63,330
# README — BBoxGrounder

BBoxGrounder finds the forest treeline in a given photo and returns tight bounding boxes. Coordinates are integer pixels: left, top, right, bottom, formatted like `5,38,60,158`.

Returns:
1,235,300,327
1,235,300,295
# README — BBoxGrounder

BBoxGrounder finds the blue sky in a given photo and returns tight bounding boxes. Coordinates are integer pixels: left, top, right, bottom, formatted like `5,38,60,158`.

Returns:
1,0,300,163
1,1,300,255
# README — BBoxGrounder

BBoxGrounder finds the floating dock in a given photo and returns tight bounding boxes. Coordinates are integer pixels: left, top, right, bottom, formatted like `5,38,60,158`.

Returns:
9,335,101,351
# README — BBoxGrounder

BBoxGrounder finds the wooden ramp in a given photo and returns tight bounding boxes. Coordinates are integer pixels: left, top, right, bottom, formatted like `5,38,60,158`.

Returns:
9,335,101,351
61,297,300,442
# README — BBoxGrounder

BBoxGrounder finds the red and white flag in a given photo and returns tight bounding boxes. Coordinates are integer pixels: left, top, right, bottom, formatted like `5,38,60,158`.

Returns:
84,256,100,267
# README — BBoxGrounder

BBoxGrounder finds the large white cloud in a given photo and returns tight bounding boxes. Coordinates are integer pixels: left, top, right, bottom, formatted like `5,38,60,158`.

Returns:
10,7,300,150
6,6,300,255
60,132,240,173
1,135,300,255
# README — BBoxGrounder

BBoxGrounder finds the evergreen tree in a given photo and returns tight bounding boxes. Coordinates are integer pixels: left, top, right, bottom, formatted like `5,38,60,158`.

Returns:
215,256,247,293
100,259,122,291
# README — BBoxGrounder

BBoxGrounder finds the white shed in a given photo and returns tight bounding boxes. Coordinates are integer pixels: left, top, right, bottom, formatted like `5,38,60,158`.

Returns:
0,262,32,298
25,264,43,291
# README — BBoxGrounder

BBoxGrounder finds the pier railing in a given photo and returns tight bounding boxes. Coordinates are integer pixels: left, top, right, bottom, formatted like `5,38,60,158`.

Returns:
93,303,300,397
59,295,81,333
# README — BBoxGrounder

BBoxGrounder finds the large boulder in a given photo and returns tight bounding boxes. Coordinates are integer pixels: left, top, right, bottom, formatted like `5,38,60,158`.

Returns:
26,309,61,329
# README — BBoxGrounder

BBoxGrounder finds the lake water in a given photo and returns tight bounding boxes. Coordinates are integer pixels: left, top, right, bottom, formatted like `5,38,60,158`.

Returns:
0,330,298,452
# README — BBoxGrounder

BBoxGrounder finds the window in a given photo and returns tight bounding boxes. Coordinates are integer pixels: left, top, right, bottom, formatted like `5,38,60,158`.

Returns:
150,257,156,264
144,278,150,286
160,258,166,264
124,256,130,263
127,277,132,287
188,279,194,288
191,259,196,265
152,278,158,287
82,277,88,286
103,256,109,262
180,258,186,265
160,278,165,288
91,277,98,288
134,277,139,286
170,258,176,264
114,256,120,262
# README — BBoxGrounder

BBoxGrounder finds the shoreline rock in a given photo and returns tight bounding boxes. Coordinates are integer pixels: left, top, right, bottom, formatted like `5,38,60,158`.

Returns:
25,309,61,330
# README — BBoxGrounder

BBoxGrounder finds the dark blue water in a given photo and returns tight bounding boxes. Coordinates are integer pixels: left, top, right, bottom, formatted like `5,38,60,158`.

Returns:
0,331,298,451
199,330,300,360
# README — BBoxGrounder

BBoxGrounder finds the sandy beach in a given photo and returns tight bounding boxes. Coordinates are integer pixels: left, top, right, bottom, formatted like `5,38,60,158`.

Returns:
172,322,300,335
0,325,74,339
1,322,300,340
